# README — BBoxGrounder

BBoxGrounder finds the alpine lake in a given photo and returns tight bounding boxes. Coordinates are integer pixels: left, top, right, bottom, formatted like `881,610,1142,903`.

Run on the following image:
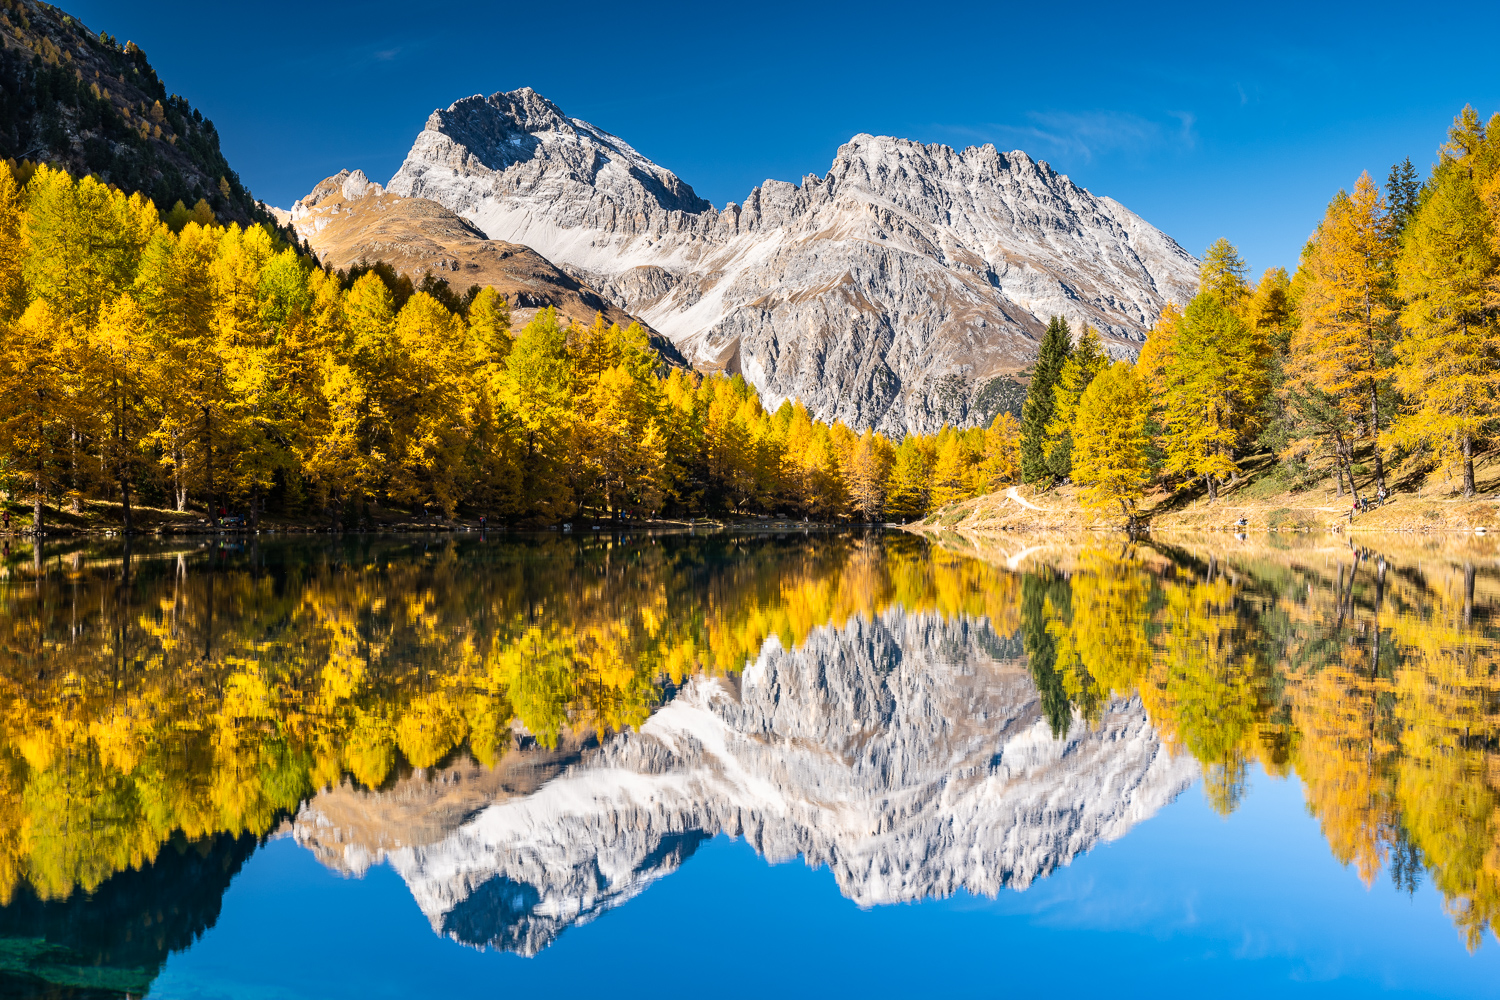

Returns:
0,526,1498,999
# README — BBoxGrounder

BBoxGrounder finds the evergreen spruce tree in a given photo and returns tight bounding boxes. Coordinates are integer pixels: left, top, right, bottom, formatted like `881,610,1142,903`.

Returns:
1386,156,1421,235
1020,316,1072,483
1021,571,1074,739
1045,323,1109,480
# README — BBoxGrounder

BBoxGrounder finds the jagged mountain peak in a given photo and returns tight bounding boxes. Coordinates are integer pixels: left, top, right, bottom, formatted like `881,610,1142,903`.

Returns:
385,88,1199,433
290,168,383,217
405,86,711,215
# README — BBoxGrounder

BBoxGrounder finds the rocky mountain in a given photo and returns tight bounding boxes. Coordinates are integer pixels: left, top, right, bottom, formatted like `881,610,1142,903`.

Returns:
291,607,1198,955
286,168,684,359
387,87,1199,433
0,0,270,226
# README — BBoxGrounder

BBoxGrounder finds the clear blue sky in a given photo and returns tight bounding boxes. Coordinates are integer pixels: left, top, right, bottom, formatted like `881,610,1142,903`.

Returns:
63,0,1500,276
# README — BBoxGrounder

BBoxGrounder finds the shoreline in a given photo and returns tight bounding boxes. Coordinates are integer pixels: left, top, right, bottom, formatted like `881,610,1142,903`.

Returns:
0,515,871,540
903,479,1500,537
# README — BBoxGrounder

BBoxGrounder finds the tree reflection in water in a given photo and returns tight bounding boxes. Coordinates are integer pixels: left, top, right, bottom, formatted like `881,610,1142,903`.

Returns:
0,529,1495,985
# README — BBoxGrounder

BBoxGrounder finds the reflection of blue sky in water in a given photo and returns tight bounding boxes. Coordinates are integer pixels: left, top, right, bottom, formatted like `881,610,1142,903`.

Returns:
7,532,1500,996
285,608,1194,957
154,765,1499,999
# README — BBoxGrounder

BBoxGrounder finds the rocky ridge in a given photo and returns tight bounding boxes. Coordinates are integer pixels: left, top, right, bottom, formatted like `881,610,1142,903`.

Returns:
0,0,270,225
387,87,1200,433
285,168,684,361
291,607,1197,955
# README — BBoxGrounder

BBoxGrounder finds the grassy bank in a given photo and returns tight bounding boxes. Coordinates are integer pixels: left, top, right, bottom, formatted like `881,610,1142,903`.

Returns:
909,450,1500,535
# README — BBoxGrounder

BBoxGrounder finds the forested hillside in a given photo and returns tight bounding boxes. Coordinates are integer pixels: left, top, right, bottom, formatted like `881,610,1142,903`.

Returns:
0,162,1022,530
0,0,272,227
2,54,1494,532
1012,105,1500,525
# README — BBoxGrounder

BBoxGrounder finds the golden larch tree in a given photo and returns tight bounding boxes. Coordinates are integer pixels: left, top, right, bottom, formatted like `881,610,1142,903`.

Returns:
1071,362,1153,524
1292,173,1398,492
1393,108,1500,496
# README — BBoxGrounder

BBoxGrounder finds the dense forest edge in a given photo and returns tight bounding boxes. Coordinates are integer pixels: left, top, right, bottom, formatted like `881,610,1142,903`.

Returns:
0,156,1022,533
965,104,1500,534
0,81,1497,532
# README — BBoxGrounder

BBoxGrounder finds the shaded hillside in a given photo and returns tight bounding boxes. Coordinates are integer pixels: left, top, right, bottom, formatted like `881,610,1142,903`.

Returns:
0,0,270,226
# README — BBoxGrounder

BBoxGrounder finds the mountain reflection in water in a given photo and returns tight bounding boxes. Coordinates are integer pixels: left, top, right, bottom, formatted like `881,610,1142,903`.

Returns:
0,530,1497,993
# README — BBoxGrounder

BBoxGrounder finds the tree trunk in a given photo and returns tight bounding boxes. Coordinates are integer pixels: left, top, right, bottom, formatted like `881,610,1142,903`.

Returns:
1342,438,1357,499
1463,434,1475,497
251,485,260,530
116,388,132,534
1205,474,1218,502
204,406,214,515
173,433,187,512
32,472,42,536
1464,562,1475,626
67,424,79,514
1369,381,1385,492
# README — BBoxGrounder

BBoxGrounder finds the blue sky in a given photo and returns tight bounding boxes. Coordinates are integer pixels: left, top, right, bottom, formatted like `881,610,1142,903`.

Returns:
65,0,1500,276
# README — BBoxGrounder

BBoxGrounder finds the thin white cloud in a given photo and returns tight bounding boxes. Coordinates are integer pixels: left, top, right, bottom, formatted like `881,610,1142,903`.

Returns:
1167,110,1197,149
936,110,1196,163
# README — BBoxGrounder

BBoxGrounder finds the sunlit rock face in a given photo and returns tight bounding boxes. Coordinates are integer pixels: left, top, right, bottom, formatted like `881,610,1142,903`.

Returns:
292,608,1197,956
386,87,1199,435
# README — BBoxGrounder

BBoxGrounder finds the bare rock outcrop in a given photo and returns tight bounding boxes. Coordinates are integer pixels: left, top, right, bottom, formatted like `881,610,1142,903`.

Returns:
287,169,685,364
387,88,1200,433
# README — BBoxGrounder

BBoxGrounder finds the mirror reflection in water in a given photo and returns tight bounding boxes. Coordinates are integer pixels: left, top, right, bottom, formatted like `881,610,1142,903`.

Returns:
0,530,1496,996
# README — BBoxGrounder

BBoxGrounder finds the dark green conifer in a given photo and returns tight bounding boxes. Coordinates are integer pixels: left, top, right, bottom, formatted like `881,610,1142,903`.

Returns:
1386,156,1421,234
1021,571,1074,739
1020,315,1072,483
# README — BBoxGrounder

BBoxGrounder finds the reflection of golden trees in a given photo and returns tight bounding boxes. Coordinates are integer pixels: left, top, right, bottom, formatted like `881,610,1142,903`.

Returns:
0,533,1019,904
11,529,1498,947
1029,538,1500,948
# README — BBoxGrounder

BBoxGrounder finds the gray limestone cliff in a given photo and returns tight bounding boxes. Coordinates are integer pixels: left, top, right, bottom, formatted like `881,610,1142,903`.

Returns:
387,88,1200,434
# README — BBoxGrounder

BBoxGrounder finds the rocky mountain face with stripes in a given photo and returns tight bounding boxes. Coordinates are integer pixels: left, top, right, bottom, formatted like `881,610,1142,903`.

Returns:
384,87,1199,433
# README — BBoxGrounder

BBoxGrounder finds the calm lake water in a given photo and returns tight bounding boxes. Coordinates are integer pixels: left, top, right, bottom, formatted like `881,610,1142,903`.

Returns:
0,529,1498,998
